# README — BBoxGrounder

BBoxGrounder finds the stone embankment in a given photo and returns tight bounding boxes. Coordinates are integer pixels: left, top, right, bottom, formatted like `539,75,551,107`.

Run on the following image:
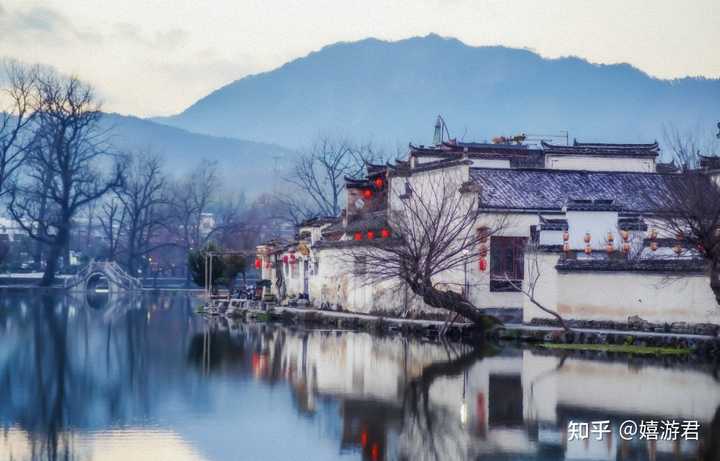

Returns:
218,302,720,360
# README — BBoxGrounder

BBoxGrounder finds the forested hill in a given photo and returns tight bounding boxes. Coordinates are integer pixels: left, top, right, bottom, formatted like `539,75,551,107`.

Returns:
101,113,293,191
156,34,720,150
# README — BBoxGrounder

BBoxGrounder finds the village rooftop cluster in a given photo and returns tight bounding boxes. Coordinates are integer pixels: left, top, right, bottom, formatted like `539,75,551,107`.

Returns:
255,129,720,330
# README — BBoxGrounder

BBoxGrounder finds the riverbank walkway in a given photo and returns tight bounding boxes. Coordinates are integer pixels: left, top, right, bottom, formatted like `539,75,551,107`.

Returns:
231,303,719,342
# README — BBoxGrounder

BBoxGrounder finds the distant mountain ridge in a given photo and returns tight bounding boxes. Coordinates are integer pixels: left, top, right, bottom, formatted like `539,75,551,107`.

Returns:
155,34,720,151
101,113,293,192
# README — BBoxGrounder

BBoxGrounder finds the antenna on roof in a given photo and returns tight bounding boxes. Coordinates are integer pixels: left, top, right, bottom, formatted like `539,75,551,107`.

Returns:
433,115,451,146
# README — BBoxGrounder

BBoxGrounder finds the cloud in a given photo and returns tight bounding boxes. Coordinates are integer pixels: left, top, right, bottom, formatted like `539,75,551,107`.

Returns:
0,3,99,45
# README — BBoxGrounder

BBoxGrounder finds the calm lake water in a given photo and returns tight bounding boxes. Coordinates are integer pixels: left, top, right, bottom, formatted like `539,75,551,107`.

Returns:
0,291,718,461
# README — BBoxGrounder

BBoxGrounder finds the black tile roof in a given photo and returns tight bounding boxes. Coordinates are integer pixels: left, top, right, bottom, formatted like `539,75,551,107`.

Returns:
409,142,541,157
556,258,705,273
344,211,388,233
538,217,568,231
470,168,682,213
542,140,659,157
655,161,681,174
320,211,389,237
699,154,720,170
565,199,622,211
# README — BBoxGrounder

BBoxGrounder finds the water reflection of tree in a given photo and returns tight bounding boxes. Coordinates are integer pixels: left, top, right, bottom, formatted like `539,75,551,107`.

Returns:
0,292,200,461
0,293,84,461
703,405,720,461
397,344,489,461
188,322,492,461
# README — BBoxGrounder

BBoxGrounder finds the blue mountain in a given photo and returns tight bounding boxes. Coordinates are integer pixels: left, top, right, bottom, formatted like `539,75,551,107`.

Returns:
155,34,720,150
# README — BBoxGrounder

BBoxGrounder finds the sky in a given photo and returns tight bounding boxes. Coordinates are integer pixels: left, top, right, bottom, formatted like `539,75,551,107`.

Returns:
1,0,719,117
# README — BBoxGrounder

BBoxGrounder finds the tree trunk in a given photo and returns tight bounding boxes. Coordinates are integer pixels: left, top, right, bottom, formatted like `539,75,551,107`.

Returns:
41,226,69,287
41,240,62,286
711,257,720,305
413,279,502,329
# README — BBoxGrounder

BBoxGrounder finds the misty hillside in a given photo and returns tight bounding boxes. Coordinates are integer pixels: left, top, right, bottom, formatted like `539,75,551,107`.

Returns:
156,34,720,150
101,113,294,191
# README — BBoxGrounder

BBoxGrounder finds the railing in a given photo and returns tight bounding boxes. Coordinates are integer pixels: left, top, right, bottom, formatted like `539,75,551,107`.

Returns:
64,260,142,291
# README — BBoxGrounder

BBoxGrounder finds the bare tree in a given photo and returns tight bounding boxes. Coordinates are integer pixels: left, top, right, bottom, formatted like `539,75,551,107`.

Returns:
281,136,383,219
114,151,167,275
166,159,218,285
656,171,720,304
655,126,720,304
662,123,718,171
99,196,127,261
0,59,39,197
205,191,248,249
507,241,571,331
8,71,122,285
348,170,505,327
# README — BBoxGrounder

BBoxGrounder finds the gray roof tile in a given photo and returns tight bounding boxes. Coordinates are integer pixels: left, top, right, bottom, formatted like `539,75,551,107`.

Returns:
470,168,682,212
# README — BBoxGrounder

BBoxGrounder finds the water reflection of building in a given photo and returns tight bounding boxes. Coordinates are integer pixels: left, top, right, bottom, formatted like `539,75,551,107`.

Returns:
238,324,720,461
1,295,717,461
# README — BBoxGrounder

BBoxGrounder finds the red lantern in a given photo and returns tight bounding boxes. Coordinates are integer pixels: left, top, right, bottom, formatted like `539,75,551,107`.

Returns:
371,443,379,461
362,189,373,199
254,258,262,269
367,230,375,240
282,255,289,264
290,254,297,264
479,258,487,272
380,228,390,238
354,231,362,241
620,230,630,242
374,177,384,189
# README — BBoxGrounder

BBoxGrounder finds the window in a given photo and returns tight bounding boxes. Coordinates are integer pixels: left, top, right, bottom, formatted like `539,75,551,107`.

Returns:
490,236,526,292
489,375,523,427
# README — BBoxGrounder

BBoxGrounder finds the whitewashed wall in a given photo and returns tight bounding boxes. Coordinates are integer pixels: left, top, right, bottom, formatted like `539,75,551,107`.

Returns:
545,155,655,172
523,252,720,324
565,210,619,250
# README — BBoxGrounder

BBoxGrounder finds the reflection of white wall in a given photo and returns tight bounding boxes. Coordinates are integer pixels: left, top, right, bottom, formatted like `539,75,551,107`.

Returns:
521,350,720,424
281,331,720,459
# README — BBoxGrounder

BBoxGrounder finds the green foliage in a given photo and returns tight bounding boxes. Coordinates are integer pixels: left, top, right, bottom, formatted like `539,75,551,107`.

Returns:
541,343,689,355
223,254,247,290
188,242,226,289
188,243,248,290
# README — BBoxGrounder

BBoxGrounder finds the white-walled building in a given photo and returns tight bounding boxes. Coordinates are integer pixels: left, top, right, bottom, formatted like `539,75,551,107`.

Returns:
257,138,720,327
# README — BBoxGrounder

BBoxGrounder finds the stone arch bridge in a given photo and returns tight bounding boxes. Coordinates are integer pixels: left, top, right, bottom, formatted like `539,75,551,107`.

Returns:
65,261,142,292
